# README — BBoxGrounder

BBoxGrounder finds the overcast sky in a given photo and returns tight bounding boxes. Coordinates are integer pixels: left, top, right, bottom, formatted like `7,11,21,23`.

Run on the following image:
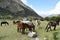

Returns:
21,0,60,17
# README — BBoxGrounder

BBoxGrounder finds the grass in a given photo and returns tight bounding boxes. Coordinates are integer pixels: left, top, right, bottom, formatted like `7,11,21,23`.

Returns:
0,20,60,40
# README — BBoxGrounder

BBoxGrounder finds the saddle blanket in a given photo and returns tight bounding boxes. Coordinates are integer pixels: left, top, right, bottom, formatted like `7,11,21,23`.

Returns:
21,21,30,24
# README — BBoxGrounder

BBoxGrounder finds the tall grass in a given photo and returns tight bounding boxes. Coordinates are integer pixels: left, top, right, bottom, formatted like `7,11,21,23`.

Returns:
0,20,60,40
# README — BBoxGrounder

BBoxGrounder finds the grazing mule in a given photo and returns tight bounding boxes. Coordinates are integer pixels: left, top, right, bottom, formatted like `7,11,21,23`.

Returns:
1,21,9,26
13,21,20,24
37,20,41,25
45,21,59,32
35,20,41,26
17,21,35,34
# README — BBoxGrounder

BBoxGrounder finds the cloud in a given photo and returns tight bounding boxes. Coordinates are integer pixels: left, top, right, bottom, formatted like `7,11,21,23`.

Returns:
28,5,49,17
21,0,27,4
50,1,60,14
29,5,33,9
37,1,60,17
29,5,40,14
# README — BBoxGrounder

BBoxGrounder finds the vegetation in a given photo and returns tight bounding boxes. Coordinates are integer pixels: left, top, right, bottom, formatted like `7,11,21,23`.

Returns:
44,16,60,21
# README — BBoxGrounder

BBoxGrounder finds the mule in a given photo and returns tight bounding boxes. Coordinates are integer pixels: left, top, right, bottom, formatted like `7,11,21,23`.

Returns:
1,21,9,26
45,21,59,32
17,21,35,34
13,20,20,24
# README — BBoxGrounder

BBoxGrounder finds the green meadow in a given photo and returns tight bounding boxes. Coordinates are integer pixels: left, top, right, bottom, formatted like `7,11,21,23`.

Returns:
0,20,60,40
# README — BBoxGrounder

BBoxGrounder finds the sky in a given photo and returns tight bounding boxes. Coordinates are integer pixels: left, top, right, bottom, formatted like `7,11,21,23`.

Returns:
21,0,60,17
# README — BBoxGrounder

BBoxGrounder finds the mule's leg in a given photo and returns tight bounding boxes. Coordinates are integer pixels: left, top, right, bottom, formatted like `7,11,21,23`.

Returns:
48,26,52,31
1,23,2,26
17,27,19,32
32,26,35,31
25,28,28,31
58,22,59,25
22,28,25,34
46,26,49,32
54,25,56,31
7,23,9,25
46,26,51,32
29,25,32,31
46,27,48,32
20,28,21,32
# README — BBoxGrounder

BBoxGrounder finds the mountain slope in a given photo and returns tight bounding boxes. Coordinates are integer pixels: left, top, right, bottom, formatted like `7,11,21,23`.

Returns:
0,0,41,18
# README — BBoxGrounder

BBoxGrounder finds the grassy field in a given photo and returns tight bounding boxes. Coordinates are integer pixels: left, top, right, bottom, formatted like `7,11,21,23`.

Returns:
0,20,60,40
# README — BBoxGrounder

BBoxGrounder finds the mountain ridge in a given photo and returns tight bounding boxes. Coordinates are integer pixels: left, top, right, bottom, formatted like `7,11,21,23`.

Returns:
48,14,60,17
0,0,41,18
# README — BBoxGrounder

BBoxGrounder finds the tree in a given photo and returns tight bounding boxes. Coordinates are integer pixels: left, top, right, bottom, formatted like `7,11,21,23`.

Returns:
45,17,50,21
51,16,57,21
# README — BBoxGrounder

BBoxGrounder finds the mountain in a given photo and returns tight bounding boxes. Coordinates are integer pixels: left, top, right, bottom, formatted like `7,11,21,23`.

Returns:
47,14,60,17
0,0,41,18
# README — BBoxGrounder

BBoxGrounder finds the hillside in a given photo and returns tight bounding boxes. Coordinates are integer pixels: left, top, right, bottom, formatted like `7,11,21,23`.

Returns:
0,0,41,18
